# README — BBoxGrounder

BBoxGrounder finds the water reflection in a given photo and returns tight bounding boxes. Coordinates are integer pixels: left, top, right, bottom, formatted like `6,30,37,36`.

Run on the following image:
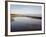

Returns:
11,17,41,32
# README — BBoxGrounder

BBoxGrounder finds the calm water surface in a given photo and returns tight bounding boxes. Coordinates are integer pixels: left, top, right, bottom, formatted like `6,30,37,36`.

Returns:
11,17,42,32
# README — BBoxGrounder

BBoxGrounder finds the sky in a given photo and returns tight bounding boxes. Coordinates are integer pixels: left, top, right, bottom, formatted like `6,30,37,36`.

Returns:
10,4,42,15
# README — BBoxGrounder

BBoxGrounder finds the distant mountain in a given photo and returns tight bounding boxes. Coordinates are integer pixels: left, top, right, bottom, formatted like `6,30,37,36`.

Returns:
26,14,42,17
11,13,42,17
11,13,41,19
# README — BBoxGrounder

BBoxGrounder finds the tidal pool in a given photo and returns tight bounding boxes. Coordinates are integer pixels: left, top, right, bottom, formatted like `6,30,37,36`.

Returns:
11,17,42,32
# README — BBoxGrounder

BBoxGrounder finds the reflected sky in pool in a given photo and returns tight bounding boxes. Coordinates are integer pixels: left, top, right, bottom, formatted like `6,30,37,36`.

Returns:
11,17,42,32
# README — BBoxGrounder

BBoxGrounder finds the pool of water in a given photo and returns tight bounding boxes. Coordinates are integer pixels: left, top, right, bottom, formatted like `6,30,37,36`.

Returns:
11,17,42,32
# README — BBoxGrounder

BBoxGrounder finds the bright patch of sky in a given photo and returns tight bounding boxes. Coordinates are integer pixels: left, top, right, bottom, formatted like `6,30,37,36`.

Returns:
10,4,42,15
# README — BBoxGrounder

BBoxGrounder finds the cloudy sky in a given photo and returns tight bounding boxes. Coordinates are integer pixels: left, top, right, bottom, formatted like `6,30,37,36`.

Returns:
10,4,42,15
